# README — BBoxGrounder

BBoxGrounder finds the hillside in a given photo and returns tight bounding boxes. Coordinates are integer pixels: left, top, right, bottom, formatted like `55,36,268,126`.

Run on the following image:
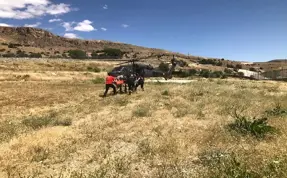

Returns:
0,26,286,77
0,26,191,60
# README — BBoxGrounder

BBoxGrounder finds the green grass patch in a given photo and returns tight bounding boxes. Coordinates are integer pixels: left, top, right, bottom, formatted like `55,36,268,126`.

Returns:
92,77,105,84
87,66,101,73
161,89,169,96
265,103,287,117
228,112,276,139
132,105,151,117
22,113,72,130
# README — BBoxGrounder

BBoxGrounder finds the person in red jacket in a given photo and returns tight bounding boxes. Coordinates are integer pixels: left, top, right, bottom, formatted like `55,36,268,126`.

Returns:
103,73,116,97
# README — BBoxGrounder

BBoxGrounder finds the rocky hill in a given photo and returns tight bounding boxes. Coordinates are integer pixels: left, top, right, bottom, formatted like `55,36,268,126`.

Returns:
0,26,190,60
0,26,286,74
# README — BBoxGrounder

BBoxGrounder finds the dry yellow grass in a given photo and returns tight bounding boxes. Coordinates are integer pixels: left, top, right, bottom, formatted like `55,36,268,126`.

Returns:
0,59,287,177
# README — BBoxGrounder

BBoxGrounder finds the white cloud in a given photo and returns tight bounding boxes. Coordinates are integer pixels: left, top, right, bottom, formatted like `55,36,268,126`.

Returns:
103,5,108,10
122,24,129,28
62,21,75,31
49,18,62,23
101,27,107,31
64,33,79,39
0,0,73,19
24,22,41,27
0,23,13,27
74,20,95,32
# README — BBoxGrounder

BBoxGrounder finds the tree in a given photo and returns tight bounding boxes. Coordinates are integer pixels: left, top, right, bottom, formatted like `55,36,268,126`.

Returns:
68,50,87,59
199,69,211,78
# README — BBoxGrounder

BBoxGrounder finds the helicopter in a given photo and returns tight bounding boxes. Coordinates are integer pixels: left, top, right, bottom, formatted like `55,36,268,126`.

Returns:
109,55,186,80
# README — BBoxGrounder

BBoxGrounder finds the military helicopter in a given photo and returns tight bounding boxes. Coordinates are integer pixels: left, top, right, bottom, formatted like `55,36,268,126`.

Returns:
109,55,186,79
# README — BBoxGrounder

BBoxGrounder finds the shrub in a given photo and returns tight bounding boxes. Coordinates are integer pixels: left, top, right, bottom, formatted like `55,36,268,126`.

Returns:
29,53,42,58
224,68,233,74
200,151,260,177
237,72,245,77
0,49,6,52
92,77,105,84
68,50,87,59
0,121,18,143
250,67,257,72
161,89,169,96
2,53,15,57
22,115,55,130
8,43,22,48
132,105,151,117
199,69,211,78
265,104,287,117
228,112,276,138
210,71,223,78
227,64,235,68
92,48,124,58
17,51,29,57
87,66,101,73
22,113,71,130
62,53,67,58
235,64,243,69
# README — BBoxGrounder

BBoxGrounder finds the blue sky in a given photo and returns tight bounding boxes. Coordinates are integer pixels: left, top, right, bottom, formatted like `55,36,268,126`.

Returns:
0,0,286,62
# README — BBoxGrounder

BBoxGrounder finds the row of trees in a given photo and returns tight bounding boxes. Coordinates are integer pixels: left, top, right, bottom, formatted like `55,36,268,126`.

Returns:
199,59,223,66
68,48,125,59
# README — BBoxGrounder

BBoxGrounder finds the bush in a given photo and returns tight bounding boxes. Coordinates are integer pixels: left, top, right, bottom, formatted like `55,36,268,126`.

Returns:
227,64,235,68
161,89,169,96
8,43,22,48
92,48,124,58
224,68,233,74
132,105,151,117
158,62,169,72
2,53,15,58
228,112,276,138
0,49,6,52
68,50,87,59
265,104,287,117
237,72,245,77
199,59,222,66
87,66,101,73
29,53,42,58
200,151,260,178
17,51,29,57
199,69,211,78
22,114,71,130
235,64,242,69
62,53,67,58
0,121,18,143
250,67,257,72
210,71,223,78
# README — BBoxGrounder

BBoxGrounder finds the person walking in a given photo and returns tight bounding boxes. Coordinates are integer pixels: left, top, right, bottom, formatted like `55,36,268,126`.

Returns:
103,73,116,97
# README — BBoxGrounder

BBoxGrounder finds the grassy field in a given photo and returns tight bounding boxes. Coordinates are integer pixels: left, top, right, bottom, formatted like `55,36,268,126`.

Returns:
0,59,287,177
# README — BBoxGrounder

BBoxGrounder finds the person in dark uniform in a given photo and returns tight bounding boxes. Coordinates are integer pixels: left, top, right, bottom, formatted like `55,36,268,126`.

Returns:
126,73,136,94
135,72,145,91
103,73,116,97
